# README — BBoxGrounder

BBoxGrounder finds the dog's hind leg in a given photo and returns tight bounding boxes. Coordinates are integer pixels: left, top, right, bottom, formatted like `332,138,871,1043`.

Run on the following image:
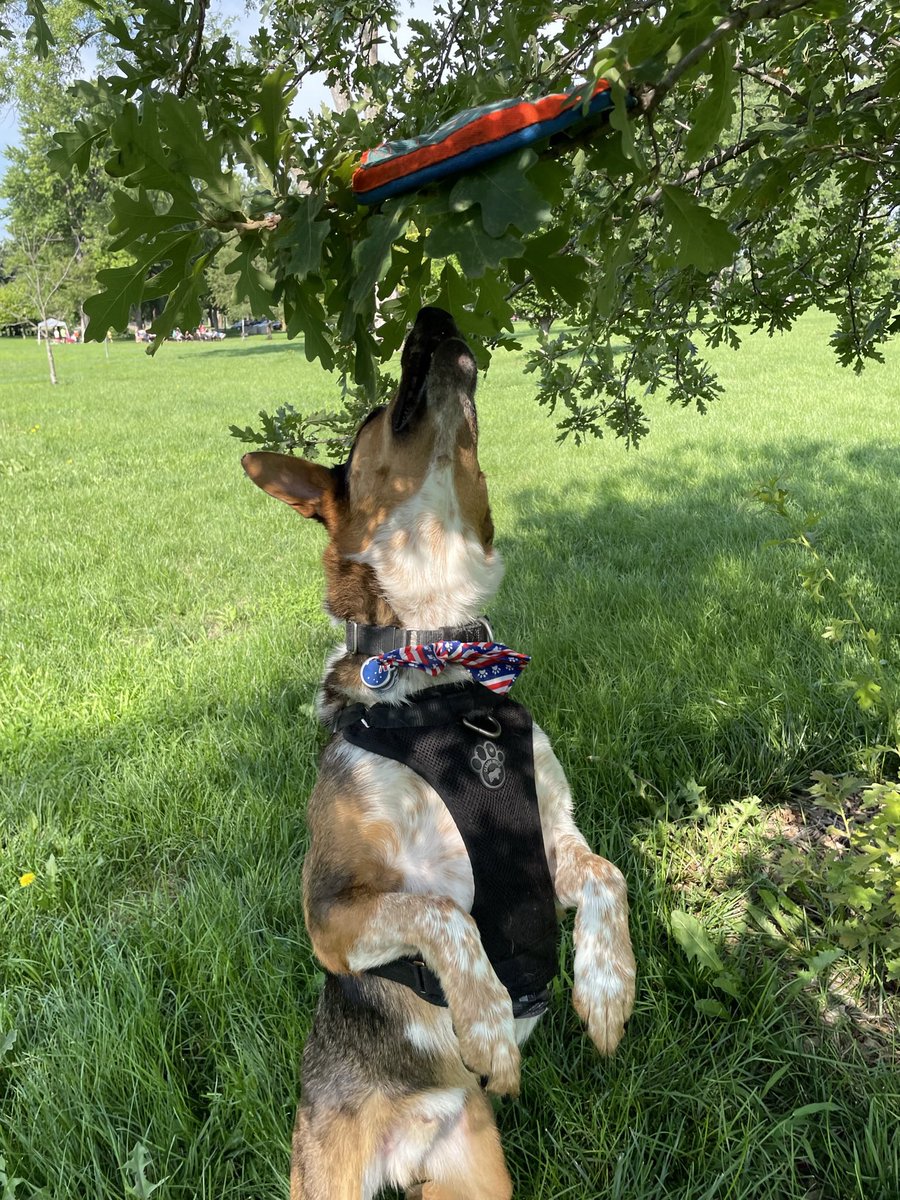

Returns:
409,1090,513,1200
290,1102,372,1200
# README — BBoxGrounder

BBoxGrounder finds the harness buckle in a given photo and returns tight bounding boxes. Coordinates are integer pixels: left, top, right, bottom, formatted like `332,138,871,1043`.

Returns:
410,959,430,994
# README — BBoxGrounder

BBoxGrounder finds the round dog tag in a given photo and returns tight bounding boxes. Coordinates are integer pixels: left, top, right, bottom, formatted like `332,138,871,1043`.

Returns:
360,656,396,690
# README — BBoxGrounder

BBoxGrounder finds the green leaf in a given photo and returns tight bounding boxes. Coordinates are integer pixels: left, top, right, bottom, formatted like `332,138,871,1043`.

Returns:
521,229,588,309
282,278,336,370
0,1028,17,1061
608,75,647,173
48,119,104,177
143,232,204,300
684,42,736,161
149,244,216,349
669,909,725,973
449,148,552,237
106,102,197,203
349,205,408,310
694,998,729,1018
426,213,524,279
108,189,198,252
24,0,54,56
354,322,378,398
123,1142,165,1199
224,236,275,316
250,66,297,180
434,262,479,323
711,970,742,998
805,948,843,975
278,193,331,281
82,232,185,340
883,58,900,100
661,186,739,272
156,94,242,210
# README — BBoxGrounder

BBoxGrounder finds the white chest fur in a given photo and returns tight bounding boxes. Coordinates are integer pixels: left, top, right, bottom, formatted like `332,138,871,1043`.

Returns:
350,458,504,627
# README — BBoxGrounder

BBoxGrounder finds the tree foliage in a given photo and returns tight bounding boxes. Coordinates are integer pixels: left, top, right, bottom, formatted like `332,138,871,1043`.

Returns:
0,1,121,329
18,0,900,446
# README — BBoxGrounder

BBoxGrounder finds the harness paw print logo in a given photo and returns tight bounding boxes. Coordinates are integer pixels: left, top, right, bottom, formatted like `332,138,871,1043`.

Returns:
470,741,506,789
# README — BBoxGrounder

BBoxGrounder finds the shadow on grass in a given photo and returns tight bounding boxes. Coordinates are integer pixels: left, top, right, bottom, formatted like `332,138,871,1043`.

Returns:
3,436,898,1200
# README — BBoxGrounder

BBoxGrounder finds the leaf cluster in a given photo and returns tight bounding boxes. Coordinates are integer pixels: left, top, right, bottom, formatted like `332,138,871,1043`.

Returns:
35,0,900,440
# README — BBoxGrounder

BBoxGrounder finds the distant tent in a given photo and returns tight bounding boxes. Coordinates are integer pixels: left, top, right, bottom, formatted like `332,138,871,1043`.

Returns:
36,318,69,341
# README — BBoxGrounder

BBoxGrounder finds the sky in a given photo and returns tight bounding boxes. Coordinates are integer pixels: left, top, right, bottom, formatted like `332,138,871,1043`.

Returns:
0,0,427,235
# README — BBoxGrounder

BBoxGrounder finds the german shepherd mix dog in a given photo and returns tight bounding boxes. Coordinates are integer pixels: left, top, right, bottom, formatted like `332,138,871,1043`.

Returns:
242,307,636,1200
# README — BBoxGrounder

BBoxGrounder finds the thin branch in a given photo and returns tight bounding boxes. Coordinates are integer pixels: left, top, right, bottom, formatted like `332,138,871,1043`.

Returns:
432,0,468,92
845,188,872,363
207,214,282,234
642,0,812,115
734,61,802,101
177,0,209,99
640,133,763,209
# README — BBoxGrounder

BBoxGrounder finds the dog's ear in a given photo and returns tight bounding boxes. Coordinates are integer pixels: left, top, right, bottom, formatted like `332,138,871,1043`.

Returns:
241,452,335,520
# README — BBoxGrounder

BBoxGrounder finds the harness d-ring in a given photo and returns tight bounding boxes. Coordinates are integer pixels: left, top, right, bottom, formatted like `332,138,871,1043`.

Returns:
462,714,502,740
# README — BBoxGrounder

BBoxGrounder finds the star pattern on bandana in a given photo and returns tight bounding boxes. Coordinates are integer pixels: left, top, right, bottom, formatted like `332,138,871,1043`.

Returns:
372,640,530,694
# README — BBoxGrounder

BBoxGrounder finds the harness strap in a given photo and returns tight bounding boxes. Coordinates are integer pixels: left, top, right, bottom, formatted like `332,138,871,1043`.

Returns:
331,682,504,734
339,959,551,1020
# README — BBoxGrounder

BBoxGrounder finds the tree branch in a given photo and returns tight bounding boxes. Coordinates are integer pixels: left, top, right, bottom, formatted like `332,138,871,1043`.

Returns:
207,214,283,234
734,61,802,101
640,133,763,209
177,0,209,99
642,0,812,115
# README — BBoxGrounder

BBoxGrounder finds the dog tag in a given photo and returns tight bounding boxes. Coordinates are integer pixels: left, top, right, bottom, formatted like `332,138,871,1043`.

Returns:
360,656,396,690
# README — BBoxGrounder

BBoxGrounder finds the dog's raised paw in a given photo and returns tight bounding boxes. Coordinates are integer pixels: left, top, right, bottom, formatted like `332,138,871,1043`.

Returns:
455,1008,521,1096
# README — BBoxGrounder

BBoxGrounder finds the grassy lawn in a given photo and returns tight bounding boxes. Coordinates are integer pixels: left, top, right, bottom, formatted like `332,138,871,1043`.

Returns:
1,316,898,1199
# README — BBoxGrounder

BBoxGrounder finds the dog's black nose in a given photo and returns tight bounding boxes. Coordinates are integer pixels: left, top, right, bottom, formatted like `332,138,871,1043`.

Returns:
412,306,459,342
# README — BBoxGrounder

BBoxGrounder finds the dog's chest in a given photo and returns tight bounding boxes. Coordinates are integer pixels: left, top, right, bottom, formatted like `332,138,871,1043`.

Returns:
342,746,475,910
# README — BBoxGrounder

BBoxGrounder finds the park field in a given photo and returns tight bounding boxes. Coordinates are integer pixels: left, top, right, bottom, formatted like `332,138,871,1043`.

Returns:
1,315,898,1199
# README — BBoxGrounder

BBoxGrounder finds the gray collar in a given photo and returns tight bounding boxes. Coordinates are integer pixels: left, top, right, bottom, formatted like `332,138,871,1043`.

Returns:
344,616,493,657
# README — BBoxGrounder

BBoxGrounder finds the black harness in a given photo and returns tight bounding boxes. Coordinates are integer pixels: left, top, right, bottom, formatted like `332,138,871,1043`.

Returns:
334,682,559,1018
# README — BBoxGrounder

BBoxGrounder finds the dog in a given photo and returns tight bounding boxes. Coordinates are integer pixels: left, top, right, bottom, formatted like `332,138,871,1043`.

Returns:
242,306,636,1199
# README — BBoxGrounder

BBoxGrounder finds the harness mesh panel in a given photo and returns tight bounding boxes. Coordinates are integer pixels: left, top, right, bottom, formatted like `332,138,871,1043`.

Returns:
342,697,559,1000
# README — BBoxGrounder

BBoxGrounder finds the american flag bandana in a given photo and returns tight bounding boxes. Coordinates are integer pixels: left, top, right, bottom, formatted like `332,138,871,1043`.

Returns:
360,640,531,694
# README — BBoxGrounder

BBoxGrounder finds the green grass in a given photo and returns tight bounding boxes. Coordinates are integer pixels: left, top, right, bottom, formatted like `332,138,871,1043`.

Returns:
1,316,898,1200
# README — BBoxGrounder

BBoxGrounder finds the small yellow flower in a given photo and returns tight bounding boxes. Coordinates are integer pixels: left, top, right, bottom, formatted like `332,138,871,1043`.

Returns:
18,872,36,888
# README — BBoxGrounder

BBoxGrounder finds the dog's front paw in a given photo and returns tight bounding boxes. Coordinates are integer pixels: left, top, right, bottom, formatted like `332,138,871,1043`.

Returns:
457,1019,521,1096
574,972,634,1055
453,988,520,1096
573,929,636,1056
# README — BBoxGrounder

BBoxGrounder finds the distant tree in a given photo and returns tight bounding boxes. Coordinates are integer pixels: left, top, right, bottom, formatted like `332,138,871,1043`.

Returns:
12,0,900,445
0,0,119,332
1,229,88,382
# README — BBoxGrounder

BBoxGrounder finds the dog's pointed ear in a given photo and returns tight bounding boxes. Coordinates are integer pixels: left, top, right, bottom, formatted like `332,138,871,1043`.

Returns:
241,452,336,520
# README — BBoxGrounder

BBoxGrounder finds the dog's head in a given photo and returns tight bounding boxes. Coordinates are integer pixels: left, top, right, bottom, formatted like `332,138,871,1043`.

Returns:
242,307,504,628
